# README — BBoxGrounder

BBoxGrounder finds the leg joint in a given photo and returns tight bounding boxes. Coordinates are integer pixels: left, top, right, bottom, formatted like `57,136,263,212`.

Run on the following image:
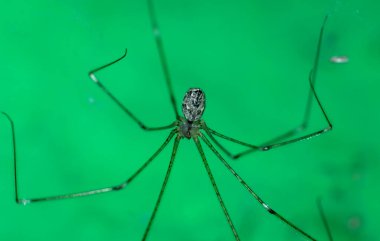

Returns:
263,203,275,214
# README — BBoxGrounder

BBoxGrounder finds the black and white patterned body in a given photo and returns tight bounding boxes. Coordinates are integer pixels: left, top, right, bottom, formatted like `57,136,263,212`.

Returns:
179,88,205,139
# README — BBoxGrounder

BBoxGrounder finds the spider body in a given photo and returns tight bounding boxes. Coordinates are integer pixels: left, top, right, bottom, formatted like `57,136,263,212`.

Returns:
179,88,205,139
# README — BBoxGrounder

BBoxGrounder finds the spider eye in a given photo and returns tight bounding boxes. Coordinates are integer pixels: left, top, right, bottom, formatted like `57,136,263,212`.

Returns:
182,88,206,122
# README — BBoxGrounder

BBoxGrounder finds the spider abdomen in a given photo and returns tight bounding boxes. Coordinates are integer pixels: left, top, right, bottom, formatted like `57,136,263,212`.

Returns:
182,88,206,122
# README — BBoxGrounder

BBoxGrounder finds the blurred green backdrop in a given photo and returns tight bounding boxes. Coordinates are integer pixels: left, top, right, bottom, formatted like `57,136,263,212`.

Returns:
0,0,379,240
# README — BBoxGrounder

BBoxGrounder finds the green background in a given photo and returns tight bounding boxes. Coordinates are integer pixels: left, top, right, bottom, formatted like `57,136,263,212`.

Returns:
0,0,379,240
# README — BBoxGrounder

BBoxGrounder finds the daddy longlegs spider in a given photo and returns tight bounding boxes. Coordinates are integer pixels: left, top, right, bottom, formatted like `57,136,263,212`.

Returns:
1,1,334,240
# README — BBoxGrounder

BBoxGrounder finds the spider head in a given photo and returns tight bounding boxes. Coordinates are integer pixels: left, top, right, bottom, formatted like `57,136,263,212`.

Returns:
182,88,206,122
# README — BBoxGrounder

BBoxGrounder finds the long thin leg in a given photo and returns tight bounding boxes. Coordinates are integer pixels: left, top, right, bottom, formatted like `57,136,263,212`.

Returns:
205,44,321,159
199,133,317,241
203,15,332,156
1,111,176,204
202,123,282,159
89,49,177,131
194,137,240,241
317,197,334,241
1,112,19,203
23,129,176,204
147,0,179,119
142,135,180,241
204,122,306,159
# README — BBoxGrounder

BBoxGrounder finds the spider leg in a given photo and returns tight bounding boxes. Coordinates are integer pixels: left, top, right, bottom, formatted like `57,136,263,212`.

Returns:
194,137,240,241
203,72,319,159
1,111,176,204
199,132,317,241
147,0,179,119
142,135,180,241
205,126,296,160
203,122,305,159
202,123,248,160
89,49,177,131
203,15,332,155
317,197,334,241
1,112,19,203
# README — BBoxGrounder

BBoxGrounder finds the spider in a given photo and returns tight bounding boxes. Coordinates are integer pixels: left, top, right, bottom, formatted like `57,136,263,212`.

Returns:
1,1,333,240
